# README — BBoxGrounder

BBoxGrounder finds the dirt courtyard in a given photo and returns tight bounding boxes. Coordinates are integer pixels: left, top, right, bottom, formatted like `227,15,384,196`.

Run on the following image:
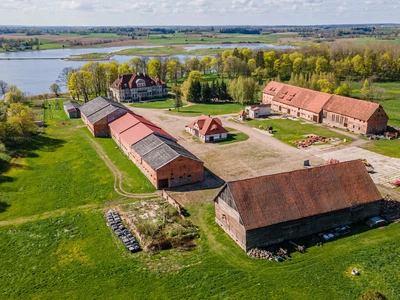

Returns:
128,106,324,183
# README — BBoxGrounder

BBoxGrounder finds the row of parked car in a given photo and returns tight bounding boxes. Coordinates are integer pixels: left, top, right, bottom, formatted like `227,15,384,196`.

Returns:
105,210,141,253
318,225,351,241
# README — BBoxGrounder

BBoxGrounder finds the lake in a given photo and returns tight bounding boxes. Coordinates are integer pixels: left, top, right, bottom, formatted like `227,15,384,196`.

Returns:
0,44,295,95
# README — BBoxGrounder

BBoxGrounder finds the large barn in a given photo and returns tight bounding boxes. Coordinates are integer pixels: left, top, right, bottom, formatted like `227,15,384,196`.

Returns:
214,160,383,251
262,81,388,134
109,112,204,189
80,96,130,137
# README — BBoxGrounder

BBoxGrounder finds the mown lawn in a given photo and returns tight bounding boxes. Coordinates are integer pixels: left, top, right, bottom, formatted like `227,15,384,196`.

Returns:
130,99,178,109
0,204,399,299
217,127,249,145
0,103,116,221
244,118,352,146
363,139,400,158
95,138,156,193
170,102,243,116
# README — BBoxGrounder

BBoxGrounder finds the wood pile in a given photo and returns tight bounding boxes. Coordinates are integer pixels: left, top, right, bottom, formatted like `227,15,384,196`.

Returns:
293,135,331,148
381,196,400,221
247,248,274,260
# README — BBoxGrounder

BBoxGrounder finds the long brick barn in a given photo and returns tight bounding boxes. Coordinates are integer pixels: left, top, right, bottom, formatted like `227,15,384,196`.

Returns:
214,160,383,251
109,112,204,189
262,81,388,135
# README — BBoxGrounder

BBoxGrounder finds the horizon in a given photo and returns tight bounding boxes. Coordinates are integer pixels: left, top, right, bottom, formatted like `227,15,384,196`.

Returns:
1,0,399,26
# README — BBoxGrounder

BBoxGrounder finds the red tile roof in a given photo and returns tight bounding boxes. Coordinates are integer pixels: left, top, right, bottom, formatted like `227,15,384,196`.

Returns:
110,73,167,90
273,84,332,114
323,95,383,121
186,115,228,136
109,112,174,146
221,160,382,230
262,81,285,96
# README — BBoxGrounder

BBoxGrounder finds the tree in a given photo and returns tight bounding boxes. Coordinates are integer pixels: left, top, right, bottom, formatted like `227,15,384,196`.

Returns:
166,58,180,85
147,58,161,78
5,85,25,103
360,78,372,100
49,83,61,97
0,80,9,97
6,103,37,142
187,81,201,103
334,82,352,96
200,82,212,103
210,58,221,74
68,71,92,102
173,87,183,112
200,56,211,74
117,63,131,76
228,77,258,105
56,67,76,87
127,57,142,73
315,57,330,73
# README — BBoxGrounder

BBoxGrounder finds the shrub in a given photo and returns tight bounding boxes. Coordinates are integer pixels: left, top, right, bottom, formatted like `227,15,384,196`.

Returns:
360,291,387,300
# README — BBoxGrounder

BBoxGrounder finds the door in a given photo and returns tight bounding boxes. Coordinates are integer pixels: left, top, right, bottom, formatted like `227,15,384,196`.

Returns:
209,136,214,142
158,179,169,189
297,112,300,117
312,115,318,122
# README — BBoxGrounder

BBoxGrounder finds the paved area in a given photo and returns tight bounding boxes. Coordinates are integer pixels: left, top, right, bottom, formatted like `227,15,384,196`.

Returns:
314,146,400,188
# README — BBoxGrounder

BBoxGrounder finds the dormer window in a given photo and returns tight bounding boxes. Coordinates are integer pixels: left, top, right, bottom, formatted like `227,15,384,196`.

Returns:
136,79,146,88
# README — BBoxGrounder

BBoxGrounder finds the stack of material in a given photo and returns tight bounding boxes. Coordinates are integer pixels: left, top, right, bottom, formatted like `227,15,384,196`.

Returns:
293,135,331,148
247,248,274,260
381,196,400,221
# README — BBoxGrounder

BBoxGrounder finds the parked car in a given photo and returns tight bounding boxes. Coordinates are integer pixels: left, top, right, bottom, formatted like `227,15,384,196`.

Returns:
366,216,387,228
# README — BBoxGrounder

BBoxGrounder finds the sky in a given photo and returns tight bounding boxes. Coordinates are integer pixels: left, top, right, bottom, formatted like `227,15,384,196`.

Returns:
0,0,399,26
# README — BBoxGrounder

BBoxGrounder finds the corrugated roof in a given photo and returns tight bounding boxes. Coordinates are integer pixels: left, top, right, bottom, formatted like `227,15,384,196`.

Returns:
224,160,382,230
132,134,202,171
63,101,80,111
323,95,382,121
186,115,228,136
273,85,332,114
80,96,129,124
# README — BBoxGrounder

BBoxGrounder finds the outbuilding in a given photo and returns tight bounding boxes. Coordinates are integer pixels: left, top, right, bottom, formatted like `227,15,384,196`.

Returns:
214,160,383,251
244,104,271,119
63,101,81,118
186,115,228,143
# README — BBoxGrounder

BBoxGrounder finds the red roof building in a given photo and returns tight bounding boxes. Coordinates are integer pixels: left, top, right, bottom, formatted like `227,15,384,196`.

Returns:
185,115,228,143
262,81,388,134
109,112,203,189
214,160,383,251
109,73,168,103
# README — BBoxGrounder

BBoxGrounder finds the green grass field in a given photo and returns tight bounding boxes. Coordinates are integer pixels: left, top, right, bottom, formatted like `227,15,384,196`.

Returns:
1,101,400,299
130,99,179,109
1,203,399,299
363,139,400,158
217,127,249,145
244,118,352,146
170,102,243,116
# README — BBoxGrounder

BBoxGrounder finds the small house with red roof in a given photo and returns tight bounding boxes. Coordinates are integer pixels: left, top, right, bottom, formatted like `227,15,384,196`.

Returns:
109,73,168,102
186,115,228,143
238,110,248,121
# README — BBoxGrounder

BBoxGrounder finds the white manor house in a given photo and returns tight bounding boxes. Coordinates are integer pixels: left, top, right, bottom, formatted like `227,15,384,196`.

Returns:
109,73,168,102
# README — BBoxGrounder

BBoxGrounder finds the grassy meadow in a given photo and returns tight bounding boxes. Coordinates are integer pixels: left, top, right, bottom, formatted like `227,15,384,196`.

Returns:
0,100,400,299
1,203,400,299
